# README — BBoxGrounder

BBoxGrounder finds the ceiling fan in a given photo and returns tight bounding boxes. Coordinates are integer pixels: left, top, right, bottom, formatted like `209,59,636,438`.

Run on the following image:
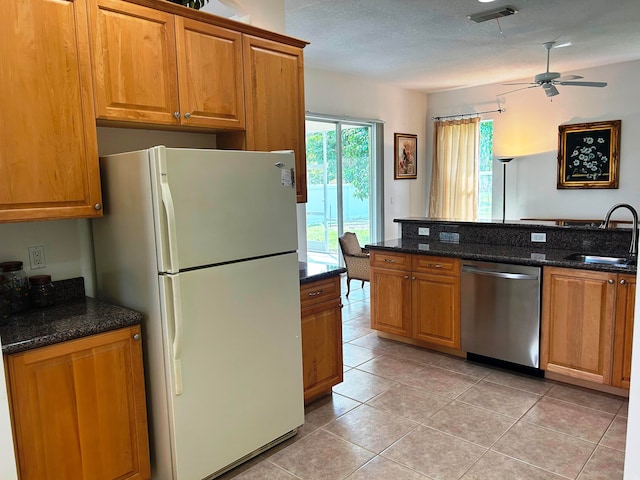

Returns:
499,41,608,98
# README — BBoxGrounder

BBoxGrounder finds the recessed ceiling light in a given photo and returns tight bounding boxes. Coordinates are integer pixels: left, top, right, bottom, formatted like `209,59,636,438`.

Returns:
478,0,496,2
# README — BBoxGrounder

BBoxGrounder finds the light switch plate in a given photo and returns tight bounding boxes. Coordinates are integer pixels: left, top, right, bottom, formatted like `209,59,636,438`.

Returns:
418,227,430,236
531,232,547,243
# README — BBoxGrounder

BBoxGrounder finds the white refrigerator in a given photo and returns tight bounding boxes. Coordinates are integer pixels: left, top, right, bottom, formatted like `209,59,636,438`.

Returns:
92,146,304,480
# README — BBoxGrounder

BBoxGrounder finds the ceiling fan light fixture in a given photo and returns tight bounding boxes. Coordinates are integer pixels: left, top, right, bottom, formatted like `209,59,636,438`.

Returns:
544,85,559,97
467,6,518,23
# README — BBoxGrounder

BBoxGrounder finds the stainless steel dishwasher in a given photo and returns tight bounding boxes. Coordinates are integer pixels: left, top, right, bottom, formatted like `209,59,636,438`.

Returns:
461,260,541,369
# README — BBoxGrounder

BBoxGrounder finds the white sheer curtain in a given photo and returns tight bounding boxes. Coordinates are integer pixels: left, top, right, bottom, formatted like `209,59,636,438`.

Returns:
429,117,480,220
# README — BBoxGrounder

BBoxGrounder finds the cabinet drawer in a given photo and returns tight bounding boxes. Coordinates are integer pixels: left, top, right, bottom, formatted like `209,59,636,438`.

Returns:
370,251,411,271
412,255,459,276
300,276,340,308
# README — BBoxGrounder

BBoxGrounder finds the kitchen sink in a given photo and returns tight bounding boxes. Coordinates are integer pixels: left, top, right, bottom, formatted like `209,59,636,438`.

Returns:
564,253,633,266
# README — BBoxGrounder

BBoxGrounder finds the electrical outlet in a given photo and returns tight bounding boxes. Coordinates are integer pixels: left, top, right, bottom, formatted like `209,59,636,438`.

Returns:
28,245,46,269
531,232,547,243
418,227,430,236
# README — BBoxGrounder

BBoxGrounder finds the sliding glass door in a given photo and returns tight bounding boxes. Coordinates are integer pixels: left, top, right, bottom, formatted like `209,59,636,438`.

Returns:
305,117,380,265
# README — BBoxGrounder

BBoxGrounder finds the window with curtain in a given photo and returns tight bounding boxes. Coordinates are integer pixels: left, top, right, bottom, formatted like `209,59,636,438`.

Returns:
429,117,480,220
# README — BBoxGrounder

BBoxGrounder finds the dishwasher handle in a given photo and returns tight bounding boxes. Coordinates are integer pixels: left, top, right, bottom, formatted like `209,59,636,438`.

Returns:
462,265,539,280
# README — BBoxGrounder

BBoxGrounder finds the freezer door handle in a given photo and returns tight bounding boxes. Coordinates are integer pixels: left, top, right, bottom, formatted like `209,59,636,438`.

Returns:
160,175,180,274
168,275,184,395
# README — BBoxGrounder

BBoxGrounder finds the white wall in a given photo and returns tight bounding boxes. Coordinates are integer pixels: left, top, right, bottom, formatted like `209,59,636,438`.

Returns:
201,0,284,33
626,286,640,479
0,360,17,479
301,67,428,242
426,60,640,222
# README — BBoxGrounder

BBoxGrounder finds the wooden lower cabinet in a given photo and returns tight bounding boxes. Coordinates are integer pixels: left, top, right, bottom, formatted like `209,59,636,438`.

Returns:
5,326,150,480
412,271,460,349
541,266,635,389
612,273,636,388
300,276,343,403
370,266,412,337
370,251,461,349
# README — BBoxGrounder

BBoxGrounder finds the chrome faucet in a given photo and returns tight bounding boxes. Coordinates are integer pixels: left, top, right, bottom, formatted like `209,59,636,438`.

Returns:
600,203,638,258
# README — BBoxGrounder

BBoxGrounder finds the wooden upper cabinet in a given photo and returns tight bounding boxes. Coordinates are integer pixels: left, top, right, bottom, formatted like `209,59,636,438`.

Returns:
6,326,150,480
541,267,617,385
89,0,246,129
612,273,636,388
89,0,180,124
243,35,307,203
175,17,245,129
0,0,102,222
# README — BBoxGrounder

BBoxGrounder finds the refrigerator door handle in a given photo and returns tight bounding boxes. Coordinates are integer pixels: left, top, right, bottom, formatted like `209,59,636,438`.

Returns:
160,176,180,274
168,275,184,395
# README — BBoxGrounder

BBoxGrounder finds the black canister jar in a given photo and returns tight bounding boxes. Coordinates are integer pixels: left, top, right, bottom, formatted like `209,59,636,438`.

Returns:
0,274,10,320
29,275,55,308
0,261,29,313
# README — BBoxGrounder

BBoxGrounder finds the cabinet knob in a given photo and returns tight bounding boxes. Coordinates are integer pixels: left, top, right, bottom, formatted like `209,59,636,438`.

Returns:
94,203,102,211
383,258,397,263
133,333,141,341
620,279,627,285
184,112,191,119
173,112,180,119
412,276,416,280
608,279,615,284
403,275,409,279
308,289,323,296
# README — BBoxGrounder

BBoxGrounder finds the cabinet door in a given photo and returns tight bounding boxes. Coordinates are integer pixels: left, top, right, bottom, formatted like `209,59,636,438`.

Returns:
541,267,616,384
0,0,102,222
243,35,307,202
412,272,461,349
175,17,245,129
89,0,179,125
301,297,343,403
612,273,636,389
371,267,412,337
6,326,150,480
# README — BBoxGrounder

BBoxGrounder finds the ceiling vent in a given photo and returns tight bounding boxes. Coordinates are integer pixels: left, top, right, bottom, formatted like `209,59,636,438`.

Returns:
467,6,518,23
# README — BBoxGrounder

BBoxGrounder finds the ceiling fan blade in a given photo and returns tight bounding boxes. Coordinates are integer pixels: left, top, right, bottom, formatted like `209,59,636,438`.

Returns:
497,85,538,96
559,81,608,87
502,82,537,86
556,75,583,81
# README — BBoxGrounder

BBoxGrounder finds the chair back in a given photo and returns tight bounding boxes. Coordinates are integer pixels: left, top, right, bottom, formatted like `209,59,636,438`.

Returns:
339,232,363,257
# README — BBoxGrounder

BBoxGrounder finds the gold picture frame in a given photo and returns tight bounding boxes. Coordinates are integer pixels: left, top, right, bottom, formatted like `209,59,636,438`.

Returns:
394,133,417,179
557,120,621,189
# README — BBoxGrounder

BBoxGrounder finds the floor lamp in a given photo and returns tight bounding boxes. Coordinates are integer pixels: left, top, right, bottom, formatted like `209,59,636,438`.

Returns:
498,157,514,223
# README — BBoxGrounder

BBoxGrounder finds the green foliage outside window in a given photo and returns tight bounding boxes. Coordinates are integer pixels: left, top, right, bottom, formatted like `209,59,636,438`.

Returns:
306,127,371,201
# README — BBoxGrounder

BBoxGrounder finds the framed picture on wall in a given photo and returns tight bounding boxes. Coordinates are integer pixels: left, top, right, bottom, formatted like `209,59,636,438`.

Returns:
394,133,417,179
557,120,621,189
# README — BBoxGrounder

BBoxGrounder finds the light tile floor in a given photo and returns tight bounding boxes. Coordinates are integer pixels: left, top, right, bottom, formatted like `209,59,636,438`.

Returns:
219,276,628,480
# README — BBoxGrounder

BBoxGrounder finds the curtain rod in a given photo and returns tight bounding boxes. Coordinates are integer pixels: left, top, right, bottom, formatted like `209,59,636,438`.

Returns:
432,108,505,121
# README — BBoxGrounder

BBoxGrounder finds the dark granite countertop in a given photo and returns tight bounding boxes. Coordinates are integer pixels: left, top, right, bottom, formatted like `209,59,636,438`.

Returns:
299,262,346,284
366,238,637,274
0,278,143,354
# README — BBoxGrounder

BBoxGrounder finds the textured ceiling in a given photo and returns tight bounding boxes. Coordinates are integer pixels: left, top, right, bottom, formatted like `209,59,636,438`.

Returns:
284,0,640,93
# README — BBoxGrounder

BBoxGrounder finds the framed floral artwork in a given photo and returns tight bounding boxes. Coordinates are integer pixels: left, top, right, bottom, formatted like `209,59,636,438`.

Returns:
394,133,417,179
557,120,621,189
